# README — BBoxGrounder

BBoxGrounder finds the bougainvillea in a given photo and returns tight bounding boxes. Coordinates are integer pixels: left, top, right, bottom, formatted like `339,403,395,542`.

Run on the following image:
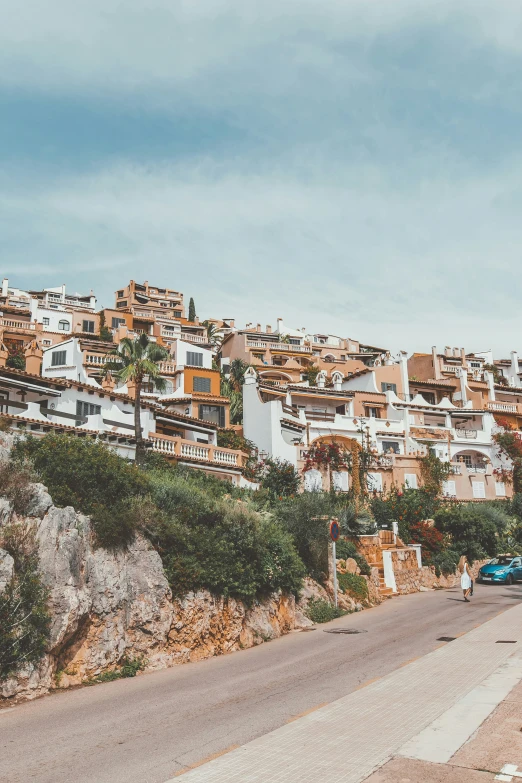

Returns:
409,521,445,564
302,441,351,473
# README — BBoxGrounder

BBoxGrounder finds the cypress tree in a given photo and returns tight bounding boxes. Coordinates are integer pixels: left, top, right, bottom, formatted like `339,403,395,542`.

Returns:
188,297,196,322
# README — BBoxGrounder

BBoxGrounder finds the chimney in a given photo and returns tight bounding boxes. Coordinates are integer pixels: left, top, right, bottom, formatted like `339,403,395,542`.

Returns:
459,367,468,405
1,278,8,298
445,346,451,357
484,370,495,402
432,346,441,380
256,324,261,332
316,371,326,388
511,351,519,375
266,325,272,334
399,351,409,399
229,319,235,328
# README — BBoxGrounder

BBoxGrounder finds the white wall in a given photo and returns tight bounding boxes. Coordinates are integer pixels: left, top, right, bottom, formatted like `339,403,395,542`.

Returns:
173,339,213,369
243,381,298,465
41,339,94,383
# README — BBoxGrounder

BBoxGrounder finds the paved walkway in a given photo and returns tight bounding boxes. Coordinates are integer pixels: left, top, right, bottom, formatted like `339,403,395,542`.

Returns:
169,602,522,782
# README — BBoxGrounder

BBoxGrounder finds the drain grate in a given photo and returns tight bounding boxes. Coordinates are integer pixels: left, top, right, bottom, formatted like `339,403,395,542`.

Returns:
496,640,517,644
437,636,456,642
324,628,367,635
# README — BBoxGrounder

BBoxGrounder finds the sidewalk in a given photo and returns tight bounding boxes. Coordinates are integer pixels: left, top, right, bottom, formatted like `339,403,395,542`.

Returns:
168,602,522,783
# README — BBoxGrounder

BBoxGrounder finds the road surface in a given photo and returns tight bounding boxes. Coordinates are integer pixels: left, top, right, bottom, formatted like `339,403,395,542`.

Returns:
1,584,520,783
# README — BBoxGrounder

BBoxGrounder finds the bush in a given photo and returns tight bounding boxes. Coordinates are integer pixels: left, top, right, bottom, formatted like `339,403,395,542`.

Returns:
260,458,301,497
409,521,444,565
87,655,145,684
434,502,511,563
274,492,335,581
337,572,368,601
0,460,34,516
305,598,346,624
0,522,51,681
146,470,305,603
431,549,460,578
335,539,371,575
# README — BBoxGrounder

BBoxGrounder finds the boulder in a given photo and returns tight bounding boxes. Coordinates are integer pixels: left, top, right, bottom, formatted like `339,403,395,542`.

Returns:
0,548,14,593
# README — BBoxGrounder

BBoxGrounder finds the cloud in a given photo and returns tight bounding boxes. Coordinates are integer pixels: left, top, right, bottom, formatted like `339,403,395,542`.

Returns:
2,155,522,354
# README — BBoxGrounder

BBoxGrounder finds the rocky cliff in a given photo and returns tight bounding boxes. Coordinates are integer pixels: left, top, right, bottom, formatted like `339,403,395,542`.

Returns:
1,482,315,703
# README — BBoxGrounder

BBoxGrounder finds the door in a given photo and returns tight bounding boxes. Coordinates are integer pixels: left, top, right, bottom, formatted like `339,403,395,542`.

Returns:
512,558,522,581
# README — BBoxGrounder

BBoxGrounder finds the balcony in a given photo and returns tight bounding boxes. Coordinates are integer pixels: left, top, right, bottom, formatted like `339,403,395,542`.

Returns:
157,361,177,375
0,318,36,332
182,333,207,344
455,428,478,439
85,354,111,366
246,340,312,354
304,410,336,422
441,364,460,374
487,401,519,414
149,433,243,467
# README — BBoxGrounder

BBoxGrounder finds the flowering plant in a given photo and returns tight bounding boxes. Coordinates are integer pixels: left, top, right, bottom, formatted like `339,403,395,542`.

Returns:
302,440,351,473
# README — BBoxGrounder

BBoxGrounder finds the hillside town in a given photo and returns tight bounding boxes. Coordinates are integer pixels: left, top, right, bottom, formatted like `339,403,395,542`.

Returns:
0,276,519,503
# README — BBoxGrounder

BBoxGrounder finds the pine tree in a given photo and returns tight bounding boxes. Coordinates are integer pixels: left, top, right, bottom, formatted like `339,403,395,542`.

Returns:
188,297,196,322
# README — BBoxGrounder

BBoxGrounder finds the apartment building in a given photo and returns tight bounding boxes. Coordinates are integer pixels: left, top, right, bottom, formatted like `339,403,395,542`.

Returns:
112,280,208,349
242,355,510,501
219,317,391,385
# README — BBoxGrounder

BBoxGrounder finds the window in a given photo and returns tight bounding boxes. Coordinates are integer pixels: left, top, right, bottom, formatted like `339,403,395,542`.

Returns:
199,404,225,427
381,382,397,394
76,401,101,424
421,392,436,405
51,350,67,366
472,481,486,499
112,317,125,328
442,480,457,497
404,473,418,489
289,338,301,345
495,482,506,497
304,469,323,492
408,414,416,425
470,362,481,368
193,376,211,393
460,455,472,468
117,290,124,298
116,300,128,308
367,472,383,492
172,309,182,317
82,320,95,333
332,471,349,492
58,319,70,331
187,351,203,367
335,404,346,415
43,339,51,346
382,441,400,454
366,407,380,419
43,317,50,326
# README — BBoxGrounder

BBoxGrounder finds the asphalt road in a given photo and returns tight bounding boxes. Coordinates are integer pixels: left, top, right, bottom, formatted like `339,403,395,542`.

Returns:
1,584,521,783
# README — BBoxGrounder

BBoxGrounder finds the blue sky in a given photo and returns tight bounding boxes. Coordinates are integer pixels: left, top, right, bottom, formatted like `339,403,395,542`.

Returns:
1,0,522,353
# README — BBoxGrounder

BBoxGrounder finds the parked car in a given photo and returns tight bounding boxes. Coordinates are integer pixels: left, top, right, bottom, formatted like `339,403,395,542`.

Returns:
477,555,522,585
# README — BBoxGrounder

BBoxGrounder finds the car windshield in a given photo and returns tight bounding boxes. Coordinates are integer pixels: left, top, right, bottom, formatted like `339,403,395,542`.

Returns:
488,557,513,566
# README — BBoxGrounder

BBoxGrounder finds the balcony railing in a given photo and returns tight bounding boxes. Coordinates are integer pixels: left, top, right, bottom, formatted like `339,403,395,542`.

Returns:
246,340,312,354
487,401,518,414
182,333,207,344
455,428,478,439
149,433,242,467
442,364,460,374
157,362,177,375
85,354,114,365
304,410,336,422
0,319,36,331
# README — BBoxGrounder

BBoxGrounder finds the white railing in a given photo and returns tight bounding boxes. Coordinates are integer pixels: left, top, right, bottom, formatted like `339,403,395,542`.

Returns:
149,434,240,467
157,362,177,374
182,333,207,344
442,364,460,374
86,355,110,365
467,465,487,474
181,443,211,461
449,464,463,474
151,437,177,455
487,401,518,413
247,340,312,353
0,319,36,331
214,449,239,466
455,429,478,439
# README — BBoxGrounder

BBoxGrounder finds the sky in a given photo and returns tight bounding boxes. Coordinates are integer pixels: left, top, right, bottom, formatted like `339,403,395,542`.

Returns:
1,0,522,355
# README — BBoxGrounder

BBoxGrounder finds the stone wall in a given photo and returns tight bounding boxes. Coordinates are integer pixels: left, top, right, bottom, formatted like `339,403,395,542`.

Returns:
391,555,489,595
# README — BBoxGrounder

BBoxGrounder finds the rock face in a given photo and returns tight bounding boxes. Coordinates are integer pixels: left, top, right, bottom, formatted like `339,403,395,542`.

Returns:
0,485,310,703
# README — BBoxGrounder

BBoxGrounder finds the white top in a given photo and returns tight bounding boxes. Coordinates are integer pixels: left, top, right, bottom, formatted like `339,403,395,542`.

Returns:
461,563,472,590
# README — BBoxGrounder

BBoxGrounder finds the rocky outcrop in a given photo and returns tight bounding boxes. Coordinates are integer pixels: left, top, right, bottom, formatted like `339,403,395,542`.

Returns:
0,485,312,704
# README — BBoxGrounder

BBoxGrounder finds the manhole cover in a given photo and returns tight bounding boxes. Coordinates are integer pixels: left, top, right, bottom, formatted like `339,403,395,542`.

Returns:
324,629,367,635
437,636,456,642
496,640,517,644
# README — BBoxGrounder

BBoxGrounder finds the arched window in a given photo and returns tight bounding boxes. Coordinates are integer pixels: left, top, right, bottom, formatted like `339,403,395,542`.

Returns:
58,320,70,331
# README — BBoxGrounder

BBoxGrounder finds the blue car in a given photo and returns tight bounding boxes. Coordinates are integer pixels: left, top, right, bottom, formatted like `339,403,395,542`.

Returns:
477,555,522,585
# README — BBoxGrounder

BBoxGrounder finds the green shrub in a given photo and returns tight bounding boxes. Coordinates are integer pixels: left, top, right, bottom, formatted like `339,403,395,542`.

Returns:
0,522,51,681
0,460,34,516
260,458,301,497
335,539,371,576
273,492,335,581
87,655,146,684
337,572,368,601
434,502,511,563
305,598,346,624
431,549,460,578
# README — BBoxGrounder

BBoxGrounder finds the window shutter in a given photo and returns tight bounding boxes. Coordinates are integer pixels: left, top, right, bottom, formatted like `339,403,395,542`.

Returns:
304,470,323,492
367,472,383,492
187,352,203,367
404,473,418,489
193,376,211,393
472,481,485,499
495,482,506,497
442,480,457,497
332,471,349,492
51,350,67,366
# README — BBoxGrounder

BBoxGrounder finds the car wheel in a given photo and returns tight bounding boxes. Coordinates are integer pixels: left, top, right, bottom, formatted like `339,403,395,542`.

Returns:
506,574,514,586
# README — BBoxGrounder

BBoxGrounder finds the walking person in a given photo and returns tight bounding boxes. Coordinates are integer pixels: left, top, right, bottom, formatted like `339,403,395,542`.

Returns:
459,555,472,602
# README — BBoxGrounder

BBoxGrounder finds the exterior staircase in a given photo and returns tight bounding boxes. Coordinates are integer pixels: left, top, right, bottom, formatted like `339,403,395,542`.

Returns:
364,531,399,599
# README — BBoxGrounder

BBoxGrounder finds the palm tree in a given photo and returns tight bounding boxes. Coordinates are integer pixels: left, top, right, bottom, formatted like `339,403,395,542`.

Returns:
228,358,250,392
202,320,222,348
103,333,168,463
220,358,251,424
